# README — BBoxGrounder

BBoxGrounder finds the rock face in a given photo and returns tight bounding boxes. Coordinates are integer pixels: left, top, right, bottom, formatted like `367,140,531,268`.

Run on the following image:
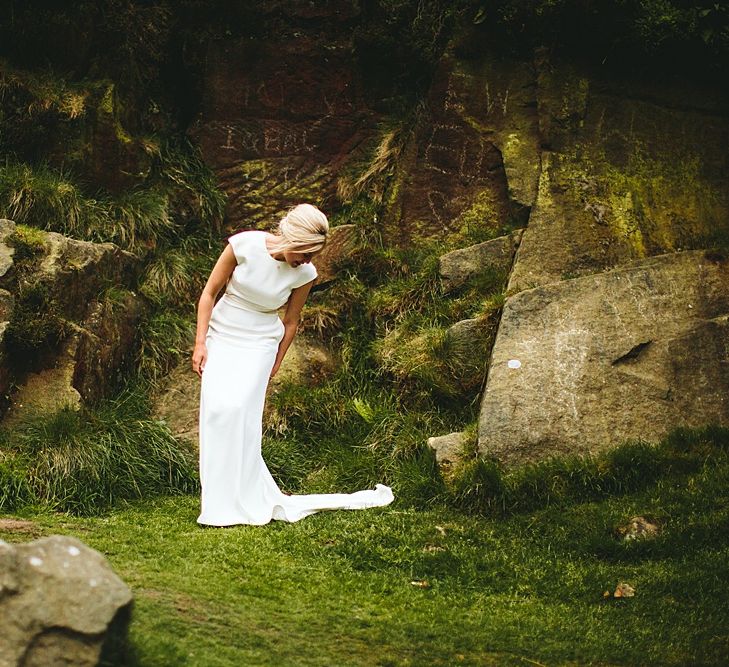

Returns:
478,250,729,464
508,56,729,292
0,535,132,666
313,224,359,284
383,52,538,243
191,2,377,231
0,219,143,419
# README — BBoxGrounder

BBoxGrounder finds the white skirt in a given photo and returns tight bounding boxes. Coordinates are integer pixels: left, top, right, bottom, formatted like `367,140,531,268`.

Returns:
197,296,394,526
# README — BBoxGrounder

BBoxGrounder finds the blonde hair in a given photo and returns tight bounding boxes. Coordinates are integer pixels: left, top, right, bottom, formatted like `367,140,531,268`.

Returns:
268,203,329,254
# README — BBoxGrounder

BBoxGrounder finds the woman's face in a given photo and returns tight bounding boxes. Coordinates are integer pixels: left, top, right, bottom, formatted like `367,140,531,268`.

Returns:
283,250,316,268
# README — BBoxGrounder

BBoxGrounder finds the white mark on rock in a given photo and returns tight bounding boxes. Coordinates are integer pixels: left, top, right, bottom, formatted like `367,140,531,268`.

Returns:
29,556,43,567
89,578,98,588
507,359,522,369
67,546,81,557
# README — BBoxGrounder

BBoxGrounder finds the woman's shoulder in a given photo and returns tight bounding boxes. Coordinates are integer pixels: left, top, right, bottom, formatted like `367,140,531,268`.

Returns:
292,261,318,288
228,229,263,262
228,229,264,241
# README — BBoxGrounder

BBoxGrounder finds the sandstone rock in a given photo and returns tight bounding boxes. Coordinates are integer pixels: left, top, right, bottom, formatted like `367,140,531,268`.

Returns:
383,52,538,243
36,231,139,319
152,361,200,444
153,335,334,444
478,250,729,465
0,535,132,667
72,293,146,403
0,221,144,419
508,56,729,292
0,219,15,278
269,335,335,389
427,432,466,465
191,7,377,230
313,224,358,284
439,230,523,292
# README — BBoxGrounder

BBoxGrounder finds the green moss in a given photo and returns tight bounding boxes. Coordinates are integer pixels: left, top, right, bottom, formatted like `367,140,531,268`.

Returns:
558,137,728,258
8,224,46,264
446,189,505,246
99,82,115,115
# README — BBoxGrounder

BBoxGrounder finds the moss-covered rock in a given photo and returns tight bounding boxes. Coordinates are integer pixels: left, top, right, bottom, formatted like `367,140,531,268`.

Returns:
508,54,729,291
0,220,145,419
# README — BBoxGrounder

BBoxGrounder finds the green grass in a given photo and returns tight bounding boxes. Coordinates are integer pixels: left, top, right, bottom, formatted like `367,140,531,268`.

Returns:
0,141,225,253
0,387,197,515
2,448,728,666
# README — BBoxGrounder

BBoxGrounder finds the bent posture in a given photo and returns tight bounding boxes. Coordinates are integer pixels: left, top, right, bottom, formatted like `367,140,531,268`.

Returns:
193,203,394,526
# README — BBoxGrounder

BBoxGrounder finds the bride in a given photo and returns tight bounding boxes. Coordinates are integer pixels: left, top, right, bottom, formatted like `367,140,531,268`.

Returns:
192,203,394,525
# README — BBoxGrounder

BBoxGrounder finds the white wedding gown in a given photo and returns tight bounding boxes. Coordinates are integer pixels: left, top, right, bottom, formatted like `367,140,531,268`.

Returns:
197,230,394,526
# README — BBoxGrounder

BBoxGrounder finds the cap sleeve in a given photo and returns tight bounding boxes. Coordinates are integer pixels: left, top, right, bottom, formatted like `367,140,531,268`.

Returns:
292,262,318,289
227,231,249,264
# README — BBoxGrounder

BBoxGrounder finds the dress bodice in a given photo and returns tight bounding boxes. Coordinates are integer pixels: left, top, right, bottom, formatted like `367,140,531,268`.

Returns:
225,230,317,313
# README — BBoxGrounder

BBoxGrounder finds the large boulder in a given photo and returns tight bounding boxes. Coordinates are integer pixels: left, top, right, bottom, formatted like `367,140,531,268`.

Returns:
478,250,729,464
0,535,132,666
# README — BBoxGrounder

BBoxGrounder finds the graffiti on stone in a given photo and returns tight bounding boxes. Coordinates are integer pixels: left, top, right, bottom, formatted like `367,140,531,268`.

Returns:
212,121,318,157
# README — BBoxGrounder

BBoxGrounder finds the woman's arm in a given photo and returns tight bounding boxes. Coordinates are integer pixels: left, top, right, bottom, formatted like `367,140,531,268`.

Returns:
270,279,315,378
192,245,237,377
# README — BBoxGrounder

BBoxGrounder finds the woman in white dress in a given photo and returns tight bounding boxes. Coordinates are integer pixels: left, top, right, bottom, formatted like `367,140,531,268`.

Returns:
192,203,394,526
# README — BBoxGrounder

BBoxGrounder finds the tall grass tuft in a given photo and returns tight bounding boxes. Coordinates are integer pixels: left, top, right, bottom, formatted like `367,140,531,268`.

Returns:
0,144,224,252
0,161,93,232
137,311,194,382
0,160,175,251
4,387,198,515
154,137,227,228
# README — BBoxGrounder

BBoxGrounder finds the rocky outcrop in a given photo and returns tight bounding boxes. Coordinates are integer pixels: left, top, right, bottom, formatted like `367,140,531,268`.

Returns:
153,334,335,445
439,229,523,292
508,56,729,292
0,220,144,419
0,535,132,666
471,51,729,463
427,431,466,466
478,250,729,464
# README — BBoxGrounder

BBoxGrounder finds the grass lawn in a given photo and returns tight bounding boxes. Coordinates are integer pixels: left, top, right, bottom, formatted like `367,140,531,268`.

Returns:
3,456,729,667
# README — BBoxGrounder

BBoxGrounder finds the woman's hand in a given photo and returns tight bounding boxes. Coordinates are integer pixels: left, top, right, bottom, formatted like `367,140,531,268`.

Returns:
269,359,282,378
192,342,207,378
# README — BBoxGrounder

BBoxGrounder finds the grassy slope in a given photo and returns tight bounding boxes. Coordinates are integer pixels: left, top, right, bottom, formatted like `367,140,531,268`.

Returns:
3,455,728,666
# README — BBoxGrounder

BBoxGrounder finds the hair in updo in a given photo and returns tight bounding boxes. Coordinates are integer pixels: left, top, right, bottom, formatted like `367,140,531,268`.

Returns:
269,203,329,254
